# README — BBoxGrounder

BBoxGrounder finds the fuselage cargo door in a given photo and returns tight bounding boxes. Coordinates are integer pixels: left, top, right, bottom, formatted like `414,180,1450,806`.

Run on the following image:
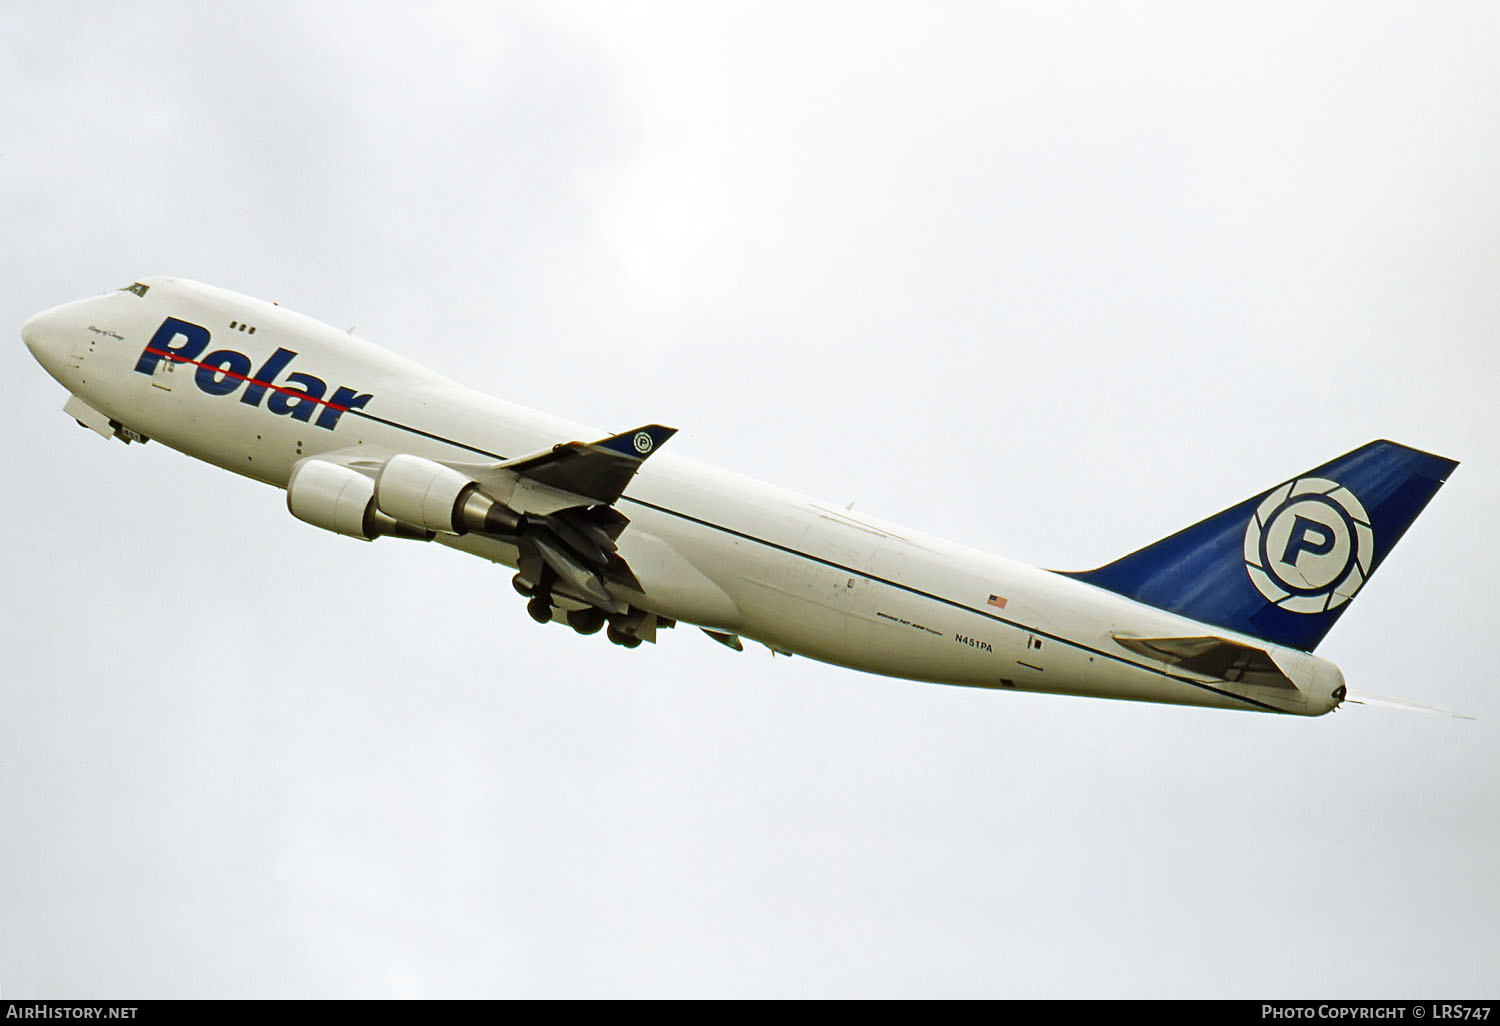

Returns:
149,354,178,391
780,508,887,658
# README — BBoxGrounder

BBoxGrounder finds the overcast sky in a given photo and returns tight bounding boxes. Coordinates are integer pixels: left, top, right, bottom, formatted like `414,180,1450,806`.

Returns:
3,1,1497,998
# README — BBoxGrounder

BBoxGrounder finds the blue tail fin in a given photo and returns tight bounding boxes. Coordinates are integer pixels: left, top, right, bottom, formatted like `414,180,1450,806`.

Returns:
1061,440,1458,651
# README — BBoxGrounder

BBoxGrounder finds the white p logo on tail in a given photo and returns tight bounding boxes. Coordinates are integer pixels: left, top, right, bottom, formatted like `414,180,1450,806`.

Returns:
1244,477,1374,614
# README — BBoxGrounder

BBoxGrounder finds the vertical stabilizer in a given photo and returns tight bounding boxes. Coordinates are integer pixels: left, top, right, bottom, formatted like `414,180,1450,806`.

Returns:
1061,441,1457,651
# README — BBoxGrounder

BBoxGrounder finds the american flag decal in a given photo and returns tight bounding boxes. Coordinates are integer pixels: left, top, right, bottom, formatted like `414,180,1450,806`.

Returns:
987,594,1008,610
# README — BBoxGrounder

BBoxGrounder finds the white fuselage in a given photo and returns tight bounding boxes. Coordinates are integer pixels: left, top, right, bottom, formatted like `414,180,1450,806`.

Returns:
23,278,1344,715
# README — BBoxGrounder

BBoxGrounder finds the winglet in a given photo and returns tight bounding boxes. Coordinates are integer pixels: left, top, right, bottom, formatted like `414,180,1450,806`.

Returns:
595,425,677,460
496,424,678,505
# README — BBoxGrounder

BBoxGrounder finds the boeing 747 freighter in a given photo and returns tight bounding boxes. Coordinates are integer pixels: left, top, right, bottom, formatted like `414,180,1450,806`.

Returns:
22,278,1458,715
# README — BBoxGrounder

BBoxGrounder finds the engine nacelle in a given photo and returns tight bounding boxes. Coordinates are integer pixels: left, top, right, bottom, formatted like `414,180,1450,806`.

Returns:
374,454,522,536
287,459,433,542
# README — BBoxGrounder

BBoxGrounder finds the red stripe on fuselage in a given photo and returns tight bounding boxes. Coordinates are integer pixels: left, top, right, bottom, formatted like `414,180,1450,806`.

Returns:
146,346,351,411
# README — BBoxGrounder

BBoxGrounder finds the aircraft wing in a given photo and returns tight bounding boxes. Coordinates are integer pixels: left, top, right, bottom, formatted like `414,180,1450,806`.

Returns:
295,423,677,509
492,424,677,505
289,425,677,627
448,424,677,620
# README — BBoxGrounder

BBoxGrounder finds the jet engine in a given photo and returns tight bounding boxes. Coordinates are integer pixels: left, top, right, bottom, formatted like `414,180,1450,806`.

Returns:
374,454,523,536
287,459,433,542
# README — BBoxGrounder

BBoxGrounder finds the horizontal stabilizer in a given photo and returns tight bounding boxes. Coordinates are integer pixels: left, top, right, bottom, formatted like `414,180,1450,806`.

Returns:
1112,634,1295,689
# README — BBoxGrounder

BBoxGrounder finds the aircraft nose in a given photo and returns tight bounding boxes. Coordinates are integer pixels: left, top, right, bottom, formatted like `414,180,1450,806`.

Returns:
22,310,48,358
22,304,74,375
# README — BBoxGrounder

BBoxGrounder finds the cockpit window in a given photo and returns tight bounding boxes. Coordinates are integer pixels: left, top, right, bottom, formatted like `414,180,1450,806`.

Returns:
118,282,150,297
